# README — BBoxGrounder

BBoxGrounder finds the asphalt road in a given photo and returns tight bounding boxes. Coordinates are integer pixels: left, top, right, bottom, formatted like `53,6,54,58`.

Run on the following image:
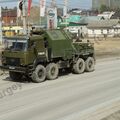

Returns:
0,58,120,120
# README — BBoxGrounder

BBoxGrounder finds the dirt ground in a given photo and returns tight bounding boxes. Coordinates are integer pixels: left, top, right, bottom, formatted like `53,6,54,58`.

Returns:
92,37,120,59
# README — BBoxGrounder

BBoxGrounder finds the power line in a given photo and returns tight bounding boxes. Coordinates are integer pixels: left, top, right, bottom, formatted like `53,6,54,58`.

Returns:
0,0,18,3
0,0,90,9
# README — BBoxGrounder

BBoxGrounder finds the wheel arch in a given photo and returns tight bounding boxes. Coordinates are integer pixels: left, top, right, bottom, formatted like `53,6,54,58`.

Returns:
33,57,47,68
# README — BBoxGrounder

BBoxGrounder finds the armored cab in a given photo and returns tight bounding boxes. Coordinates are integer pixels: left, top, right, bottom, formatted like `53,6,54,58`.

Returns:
0,29,95,83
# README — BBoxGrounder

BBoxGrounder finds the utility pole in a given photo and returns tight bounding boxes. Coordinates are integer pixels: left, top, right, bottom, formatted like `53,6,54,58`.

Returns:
51,0,56,8
0,6,2,44
63,0,68,17
63,0,68,29
40,0,46,26
22,0,27,35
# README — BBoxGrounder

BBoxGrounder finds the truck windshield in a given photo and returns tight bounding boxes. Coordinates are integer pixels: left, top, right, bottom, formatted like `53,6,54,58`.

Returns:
4,39,28,51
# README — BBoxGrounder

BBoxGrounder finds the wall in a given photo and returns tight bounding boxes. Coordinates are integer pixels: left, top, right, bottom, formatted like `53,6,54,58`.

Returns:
66,26,88,37
2,16,17,25
87,28,120,38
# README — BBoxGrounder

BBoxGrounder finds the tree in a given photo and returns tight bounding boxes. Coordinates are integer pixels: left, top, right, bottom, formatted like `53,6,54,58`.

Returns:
28,6,40,24
100,4,109,13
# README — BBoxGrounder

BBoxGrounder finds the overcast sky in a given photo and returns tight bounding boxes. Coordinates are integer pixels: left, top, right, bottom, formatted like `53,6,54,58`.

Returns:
0,0,92,9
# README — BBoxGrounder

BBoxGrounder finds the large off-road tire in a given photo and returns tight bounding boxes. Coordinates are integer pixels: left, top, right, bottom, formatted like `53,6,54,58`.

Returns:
73,58,85,74
85,57,95,72
9,71,22,81
31,65,46,83
46,63,59,80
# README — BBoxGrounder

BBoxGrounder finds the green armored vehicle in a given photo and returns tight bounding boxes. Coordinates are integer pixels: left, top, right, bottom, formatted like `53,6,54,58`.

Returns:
0,29,95,83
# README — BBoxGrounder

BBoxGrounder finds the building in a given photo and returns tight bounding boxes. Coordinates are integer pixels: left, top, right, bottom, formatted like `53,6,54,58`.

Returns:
98,11,115,19
2,8,17,26
58,15,120,38
92,0,120,10
58,15,88,36
92,0,109,10
110,0,120,9
87,19,120,37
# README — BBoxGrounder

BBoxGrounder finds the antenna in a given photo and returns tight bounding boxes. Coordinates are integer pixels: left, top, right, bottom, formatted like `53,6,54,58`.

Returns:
22,0,27,35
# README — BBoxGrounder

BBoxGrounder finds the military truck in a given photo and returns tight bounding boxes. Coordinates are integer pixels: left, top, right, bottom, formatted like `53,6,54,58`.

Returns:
0,29,95,83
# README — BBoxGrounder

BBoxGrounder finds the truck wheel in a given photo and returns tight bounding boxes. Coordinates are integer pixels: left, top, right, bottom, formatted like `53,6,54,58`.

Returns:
46,63,59,80
9,71,22,81
85,57,95,72
31,65,46,83
73,58,85,74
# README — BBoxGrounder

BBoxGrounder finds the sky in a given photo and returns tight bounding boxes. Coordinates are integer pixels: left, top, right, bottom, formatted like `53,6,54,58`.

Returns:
0,0,92,9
